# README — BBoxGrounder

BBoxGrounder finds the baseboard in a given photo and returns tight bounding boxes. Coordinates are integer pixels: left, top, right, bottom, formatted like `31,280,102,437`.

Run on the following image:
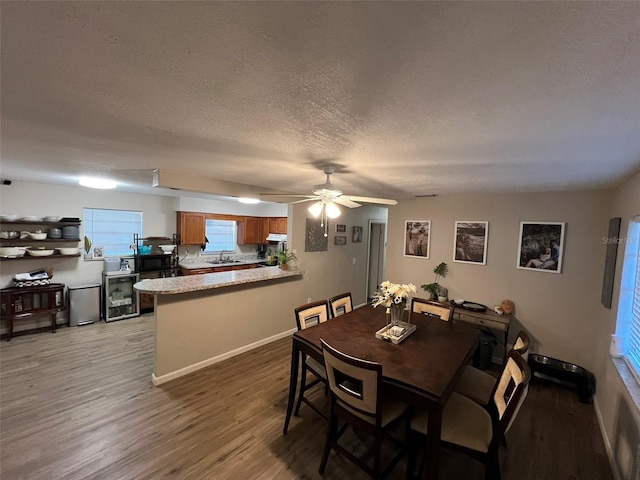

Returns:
151,327,297,386
594,396,622,480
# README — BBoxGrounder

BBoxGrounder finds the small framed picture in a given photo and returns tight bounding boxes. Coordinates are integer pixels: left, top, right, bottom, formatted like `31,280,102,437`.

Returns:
334,236,347,245
453,221,489,265
92,246,104,259
516,222,565,273
335,224,346,233
352,226,363,243
404,220,430,259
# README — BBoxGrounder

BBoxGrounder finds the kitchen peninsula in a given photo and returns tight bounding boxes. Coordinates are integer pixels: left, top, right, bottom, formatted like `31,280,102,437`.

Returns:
134,266,304,385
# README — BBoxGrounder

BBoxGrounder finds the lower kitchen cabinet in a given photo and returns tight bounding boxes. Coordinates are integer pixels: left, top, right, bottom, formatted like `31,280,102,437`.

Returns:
0,283,66,340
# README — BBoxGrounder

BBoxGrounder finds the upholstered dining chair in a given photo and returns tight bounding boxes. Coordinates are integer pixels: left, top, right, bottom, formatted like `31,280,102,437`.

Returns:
455,330,531,406
408,350,531,480
319,340,409,479
410,297,455,321
292,300,331,423
328,292,353,318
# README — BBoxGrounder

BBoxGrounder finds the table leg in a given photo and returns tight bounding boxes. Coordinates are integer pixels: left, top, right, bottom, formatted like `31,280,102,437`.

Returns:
283,339,300,435
51,312,57,333
422,408,442,479
503,329,509,365
7,318,13,341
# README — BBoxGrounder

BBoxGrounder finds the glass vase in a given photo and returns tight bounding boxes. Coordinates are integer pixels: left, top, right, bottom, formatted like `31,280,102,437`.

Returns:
390,303,405,326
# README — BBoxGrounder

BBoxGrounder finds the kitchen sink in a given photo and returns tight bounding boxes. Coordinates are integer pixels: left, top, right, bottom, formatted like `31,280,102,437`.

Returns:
208,259,241,265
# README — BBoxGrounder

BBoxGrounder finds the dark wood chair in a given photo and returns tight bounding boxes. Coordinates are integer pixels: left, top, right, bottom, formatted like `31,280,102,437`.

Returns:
319,339,408,479
410,297,454,321
408,350,531,480
328,292,353,318
455,330,531,406
291,300,331,424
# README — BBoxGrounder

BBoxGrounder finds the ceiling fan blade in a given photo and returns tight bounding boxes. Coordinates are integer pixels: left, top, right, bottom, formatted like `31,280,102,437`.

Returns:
333,197,361,208
259,193,314,198
344,195,398,206
289,198,318,205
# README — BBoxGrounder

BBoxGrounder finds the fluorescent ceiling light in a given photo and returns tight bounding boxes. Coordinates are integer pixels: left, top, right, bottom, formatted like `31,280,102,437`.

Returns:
238,197,260,204
326,201,341,218
308,201,323,218
79,176,117,189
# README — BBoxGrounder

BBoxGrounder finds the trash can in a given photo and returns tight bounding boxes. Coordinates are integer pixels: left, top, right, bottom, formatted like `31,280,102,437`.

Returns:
68,283,101,326
473,334,495,370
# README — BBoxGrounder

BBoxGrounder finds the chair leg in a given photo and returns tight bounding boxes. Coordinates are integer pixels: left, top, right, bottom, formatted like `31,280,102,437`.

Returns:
294,359,308,416
485,446,501,480
319,406,336,475
373,431,382,480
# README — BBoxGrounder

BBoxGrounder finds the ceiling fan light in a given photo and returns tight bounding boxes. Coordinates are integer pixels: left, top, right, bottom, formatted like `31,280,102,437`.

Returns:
308,201,323,218
326,201,341,218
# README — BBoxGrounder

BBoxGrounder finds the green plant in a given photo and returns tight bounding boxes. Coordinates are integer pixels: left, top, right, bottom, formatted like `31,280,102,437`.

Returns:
277,250,297,266
83,235,92,254
421,262,448,299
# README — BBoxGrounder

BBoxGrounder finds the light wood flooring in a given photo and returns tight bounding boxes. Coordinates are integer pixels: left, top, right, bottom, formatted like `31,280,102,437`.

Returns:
1,315,613,480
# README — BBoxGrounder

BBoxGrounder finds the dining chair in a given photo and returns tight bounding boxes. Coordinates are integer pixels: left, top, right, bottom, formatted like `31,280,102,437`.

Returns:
328,292,353,318
319,339,409,479
455,330,531,406
410,297,455,321
408,350,531,480
292,300,331,422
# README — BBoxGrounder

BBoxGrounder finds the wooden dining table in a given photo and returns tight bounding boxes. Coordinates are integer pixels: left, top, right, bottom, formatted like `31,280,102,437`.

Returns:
283,304,480,479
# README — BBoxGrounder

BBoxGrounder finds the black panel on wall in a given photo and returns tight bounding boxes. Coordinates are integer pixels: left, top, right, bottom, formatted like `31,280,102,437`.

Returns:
601,217,621,309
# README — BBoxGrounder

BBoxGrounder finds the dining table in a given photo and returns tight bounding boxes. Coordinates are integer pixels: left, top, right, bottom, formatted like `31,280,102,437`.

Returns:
283,304,481,480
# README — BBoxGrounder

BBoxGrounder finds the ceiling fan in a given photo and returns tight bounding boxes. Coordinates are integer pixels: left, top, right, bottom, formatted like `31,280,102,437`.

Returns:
260,165,397,236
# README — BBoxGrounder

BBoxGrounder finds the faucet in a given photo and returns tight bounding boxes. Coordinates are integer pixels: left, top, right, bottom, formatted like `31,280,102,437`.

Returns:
219,250,230,262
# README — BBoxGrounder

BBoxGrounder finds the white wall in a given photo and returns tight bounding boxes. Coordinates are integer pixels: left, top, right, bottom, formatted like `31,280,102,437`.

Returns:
385,189,611,371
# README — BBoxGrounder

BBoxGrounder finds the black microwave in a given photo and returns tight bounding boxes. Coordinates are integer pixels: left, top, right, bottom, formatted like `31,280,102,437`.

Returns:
135,254,173,272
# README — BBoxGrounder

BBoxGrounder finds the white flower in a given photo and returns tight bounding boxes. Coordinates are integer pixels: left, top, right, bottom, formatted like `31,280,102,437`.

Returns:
372,281,416,309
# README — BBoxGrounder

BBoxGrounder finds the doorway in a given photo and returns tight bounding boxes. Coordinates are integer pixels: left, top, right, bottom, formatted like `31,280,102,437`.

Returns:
366,221,386,301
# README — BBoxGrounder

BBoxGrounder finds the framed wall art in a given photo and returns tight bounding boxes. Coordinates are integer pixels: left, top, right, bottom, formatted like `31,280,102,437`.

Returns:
305,218,328,252
517,222,565,273
453,221,489,265
404,220,430,259
352,226,363,243
335,224,346,233
334,236,347,245
92,246,104,259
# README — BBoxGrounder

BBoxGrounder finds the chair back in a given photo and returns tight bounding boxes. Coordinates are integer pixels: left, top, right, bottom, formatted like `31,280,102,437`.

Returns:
512,330,531,355
295,300,330,330
411,297,454,321
329,292,353,318
321,339,382,424
490,350,531,438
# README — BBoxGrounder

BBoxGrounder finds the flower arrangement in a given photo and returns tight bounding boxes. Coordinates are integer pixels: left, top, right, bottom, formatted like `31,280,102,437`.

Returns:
372,281,417,313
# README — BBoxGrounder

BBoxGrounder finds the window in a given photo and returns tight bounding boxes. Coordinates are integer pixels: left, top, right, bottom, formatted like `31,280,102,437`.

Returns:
203,219,236,253
617,216,640,380
83,208,142,257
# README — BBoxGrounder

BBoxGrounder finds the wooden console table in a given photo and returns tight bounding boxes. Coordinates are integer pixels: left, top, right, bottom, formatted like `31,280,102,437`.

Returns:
451,307,511,364
0,283,66,340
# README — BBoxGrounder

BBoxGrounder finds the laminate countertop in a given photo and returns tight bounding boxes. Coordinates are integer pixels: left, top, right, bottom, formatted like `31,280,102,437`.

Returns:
133,266,303,295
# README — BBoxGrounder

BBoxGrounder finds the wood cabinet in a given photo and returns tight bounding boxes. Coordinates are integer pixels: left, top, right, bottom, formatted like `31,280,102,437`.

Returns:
269,217,287,234
237,217,264,245
182,263,259,275
0,283,66,340
177,212,206,245
182,267,214,276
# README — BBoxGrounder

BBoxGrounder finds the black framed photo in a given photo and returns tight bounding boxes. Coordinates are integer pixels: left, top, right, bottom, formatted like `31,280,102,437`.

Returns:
334,236,347,245
453,221,489,265
335,224,346,233
352,226,363,243
517,222,565,273
404,220,430,259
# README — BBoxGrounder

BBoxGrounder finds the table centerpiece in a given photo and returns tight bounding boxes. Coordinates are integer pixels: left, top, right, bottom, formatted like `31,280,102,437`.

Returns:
371,280,416,326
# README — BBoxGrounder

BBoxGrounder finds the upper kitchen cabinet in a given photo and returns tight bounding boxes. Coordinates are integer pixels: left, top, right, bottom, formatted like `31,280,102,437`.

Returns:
269,217,287,234
177,212,206,245
237,216,263,245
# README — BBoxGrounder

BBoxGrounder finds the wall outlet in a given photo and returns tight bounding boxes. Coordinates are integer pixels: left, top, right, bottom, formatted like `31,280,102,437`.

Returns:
307,297,312,303
352,257,356,265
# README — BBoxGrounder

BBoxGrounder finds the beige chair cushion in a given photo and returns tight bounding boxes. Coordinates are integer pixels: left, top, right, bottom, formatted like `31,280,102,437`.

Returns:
410,392,493,453
306,356,327,379
454,366,496,406
331,297,352,317
342,398,408,428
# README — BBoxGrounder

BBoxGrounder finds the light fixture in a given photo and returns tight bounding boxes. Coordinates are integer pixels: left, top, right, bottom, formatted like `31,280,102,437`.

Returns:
325,201,341,219
308,201,323,218
79,176,117,189
238,197,260,204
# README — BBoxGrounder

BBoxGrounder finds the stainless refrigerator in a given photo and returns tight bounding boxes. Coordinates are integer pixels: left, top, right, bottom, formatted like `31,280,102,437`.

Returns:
102,272,140,322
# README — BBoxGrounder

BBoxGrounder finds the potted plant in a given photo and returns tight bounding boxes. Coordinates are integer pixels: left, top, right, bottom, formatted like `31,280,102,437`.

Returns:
277,250,297,270
421,262,448,301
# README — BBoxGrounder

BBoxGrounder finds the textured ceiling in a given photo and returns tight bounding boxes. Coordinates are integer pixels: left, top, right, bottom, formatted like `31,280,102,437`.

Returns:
1,2,639,200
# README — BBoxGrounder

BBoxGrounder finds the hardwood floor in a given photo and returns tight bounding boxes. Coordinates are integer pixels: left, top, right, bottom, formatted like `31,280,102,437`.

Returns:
1,315,613,480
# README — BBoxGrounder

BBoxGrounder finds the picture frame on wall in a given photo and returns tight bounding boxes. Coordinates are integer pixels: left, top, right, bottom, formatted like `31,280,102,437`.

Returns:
352,226,363,243
334,236,347,245
404,220,431,259
92,246,104,259
335,224,346,233
453,221,489,265
516,222,565,273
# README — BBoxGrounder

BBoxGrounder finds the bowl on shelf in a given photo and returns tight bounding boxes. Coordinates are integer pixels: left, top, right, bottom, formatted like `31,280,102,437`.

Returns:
28,232,48,240
158,245,175,253
0,246,24,257
0,231,20,239
20,216,43,222
0,214,18,222
57,247,80,255
27,247,54,256
44,216,62,222
138,245,152,255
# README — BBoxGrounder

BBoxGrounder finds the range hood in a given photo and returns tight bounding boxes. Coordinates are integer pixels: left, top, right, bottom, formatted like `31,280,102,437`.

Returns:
265,233,287,242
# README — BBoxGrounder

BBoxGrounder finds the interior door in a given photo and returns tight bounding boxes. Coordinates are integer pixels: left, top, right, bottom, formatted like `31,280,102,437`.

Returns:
367,222,386,300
